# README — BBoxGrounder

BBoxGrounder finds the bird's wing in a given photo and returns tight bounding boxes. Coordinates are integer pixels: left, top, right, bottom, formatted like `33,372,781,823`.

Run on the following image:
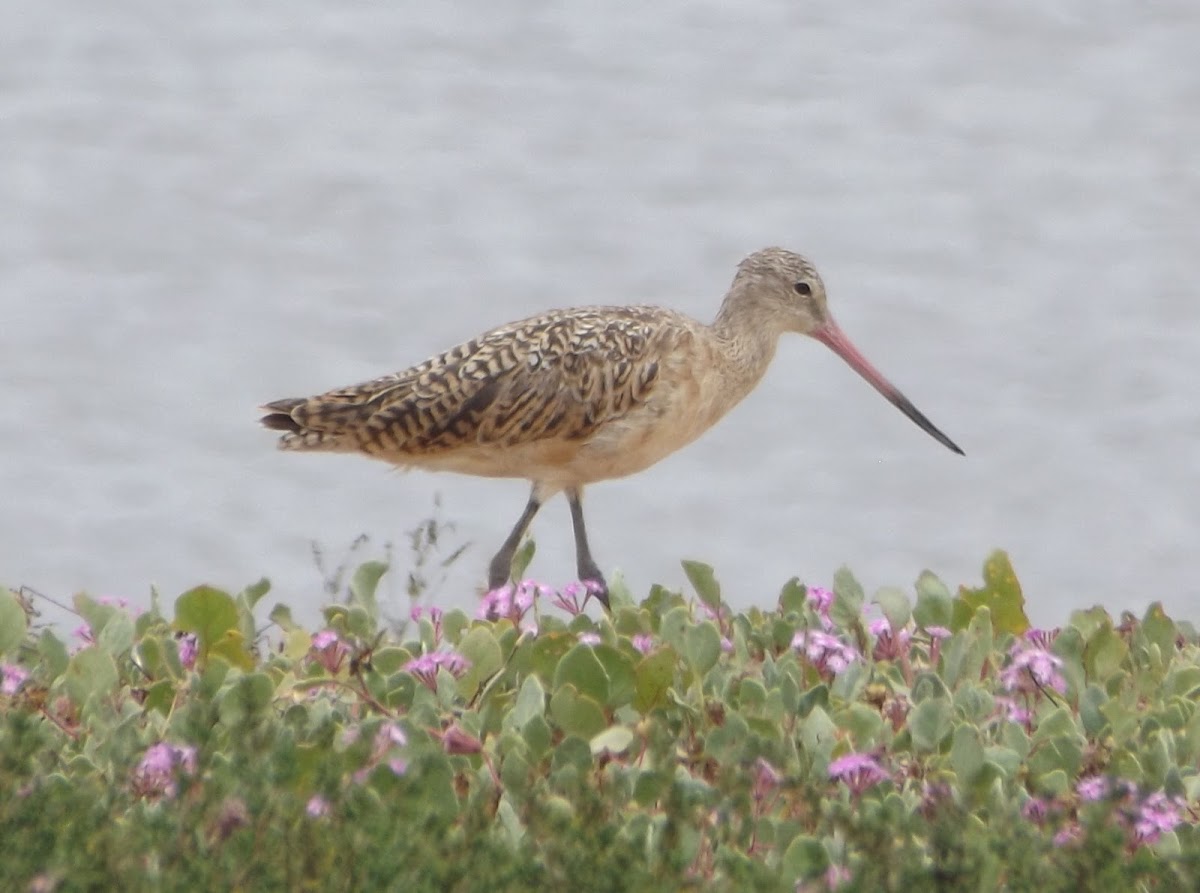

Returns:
263,307,680,456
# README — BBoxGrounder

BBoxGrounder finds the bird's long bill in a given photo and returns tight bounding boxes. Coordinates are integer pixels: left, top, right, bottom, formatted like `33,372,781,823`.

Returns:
812,318,964,455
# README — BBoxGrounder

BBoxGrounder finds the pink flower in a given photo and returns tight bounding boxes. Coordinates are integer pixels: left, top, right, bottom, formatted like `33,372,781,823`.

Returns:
806,586,835,630
176,633,198,670
792,630,861,676
869,617,911,662
992,696,1033,726
828,752,889,796
925,626,951,640
1077,776,1109,802
1132,792,1183,844
1022,797,1050,824
631,634,654,655
1053,823,1082,846
403,650,471,691
825,864,852,889
306,795,331,818
310,630,349,674
753,757,781,802
552,580,604,615
133,742,198,799
2,664,29,696
1000,636,1066,695
442,725,483,755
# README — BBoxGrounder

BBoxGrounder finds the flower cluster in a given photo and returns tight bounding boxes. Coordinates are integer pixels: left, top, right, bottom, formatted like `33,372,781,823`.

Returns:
550,580,605,616
806,586,834,630
2,663,29,696
828,752,890,796
792,630,861,676
132,742,198,799
343,722,409,784
869,616,911,662
403,650,471,691
310,629,350,674
1000,630,1066,695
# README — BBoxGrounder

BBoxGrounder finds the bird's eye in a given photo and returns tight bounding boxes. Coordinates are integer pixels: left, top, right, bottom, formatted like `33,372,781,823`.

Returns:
793,281,812,297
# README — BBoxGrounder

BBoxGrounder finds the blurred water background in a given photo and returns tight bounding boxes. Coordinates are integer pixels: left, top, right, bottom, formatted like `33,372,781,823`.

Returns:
3,1,1198,629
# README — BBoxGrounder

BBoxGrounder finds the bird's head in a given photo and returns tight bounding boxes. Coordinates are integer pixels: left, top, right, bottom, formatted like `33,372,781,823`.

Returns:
730,246,964,455
733,246,830,336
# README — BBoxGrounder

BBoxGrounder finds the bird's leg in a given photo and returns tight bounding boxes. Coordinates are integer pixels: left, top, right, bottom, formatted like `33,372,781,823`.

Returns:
566,487,609,608
487,489,543,591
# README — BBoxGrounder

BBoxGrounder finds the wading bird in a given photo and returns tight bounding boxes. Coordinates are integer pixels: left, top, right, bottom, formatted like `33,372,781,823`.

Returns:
261,247,963,607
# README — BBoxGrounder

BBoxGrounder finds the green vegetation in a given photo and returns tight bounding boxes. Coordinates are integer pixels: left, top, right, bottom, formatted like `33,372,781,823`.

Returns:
2,548,1199,891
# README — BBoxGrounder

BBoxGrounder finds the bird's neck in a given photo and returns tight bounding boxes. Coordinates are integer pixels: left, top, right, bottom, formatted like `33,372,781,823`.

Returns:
708,291,784,403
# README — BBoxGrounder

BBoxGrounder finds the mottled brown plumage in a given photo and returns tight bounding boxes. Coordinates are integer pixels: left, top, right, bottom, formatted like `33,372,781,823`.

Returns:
261,247,963,606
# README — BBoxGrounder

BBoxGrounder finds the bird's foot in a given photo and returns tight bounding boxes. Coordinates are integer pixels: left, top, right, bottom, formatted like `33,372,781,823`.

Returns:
578,564,609,610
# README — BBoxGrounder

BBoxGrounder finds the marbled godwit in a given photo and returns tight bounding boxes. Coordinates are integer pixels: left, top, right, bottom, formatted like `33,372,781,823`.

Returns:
261,247,962,606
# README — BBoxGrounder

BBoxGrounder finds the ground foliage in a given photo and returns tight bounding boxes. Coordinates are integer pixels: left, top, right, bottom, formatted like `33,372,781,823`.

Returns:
2,548,1199,892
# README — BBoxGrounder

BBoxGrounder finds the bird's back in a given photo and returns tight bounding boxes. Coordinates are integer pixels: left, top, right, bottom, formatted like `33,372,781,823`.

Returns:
261,306,693,478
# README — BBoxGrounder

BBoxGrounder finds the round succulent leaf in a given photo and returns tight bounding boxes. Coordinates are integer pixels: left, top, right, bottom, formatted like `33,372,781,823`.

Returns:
0,589,28,656
952,550,1029,636
65,646,119,706
873,586,912,633
781,835,829,885
590,724,634,757
913,571,953,630
549,684,607,738
680,559,722,612
503,675,546,733
684,622,722,676
632,646,677,713
909,699,953,751
591,644,637,707
553,643,609,704
456,626,503,700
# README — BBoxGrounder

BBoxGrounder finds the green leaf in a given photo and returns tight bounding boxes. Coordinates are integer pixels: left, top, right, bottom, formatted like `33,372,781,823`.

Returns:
909,699,953,751
456,626,504,699
591,645,637,707
830,566,865,629
590,725,634,756
684,622,722,676
549,685,607,738
349,561,388,619
951,724,985,787
175,586,239,663
0,589,28,656
781,835,829,884
64,646,118,706
1083,621,1128,683
96,612,134,657
527,632,577,684
504,675,546,732
800,706,837,764
38,629,69,680
1141,603,1177,656
553,644,609,704
778,578,806,615
268,603,296,631
681,560,721,612
913,571,953,630
238,577,272,610
873,586,911,633
633,647,677,713
952,550,1029,635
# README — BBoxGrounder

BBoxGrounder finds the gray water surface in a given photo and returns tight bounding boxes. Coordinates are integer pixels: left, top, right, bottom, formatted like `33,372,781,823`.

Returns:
3,1,1198,628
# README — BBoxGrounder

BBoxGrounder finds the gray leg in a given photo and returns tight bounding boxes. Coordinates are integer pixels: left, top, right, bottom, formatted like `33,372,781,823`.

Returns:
566,487,609,608
487,488,542,591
